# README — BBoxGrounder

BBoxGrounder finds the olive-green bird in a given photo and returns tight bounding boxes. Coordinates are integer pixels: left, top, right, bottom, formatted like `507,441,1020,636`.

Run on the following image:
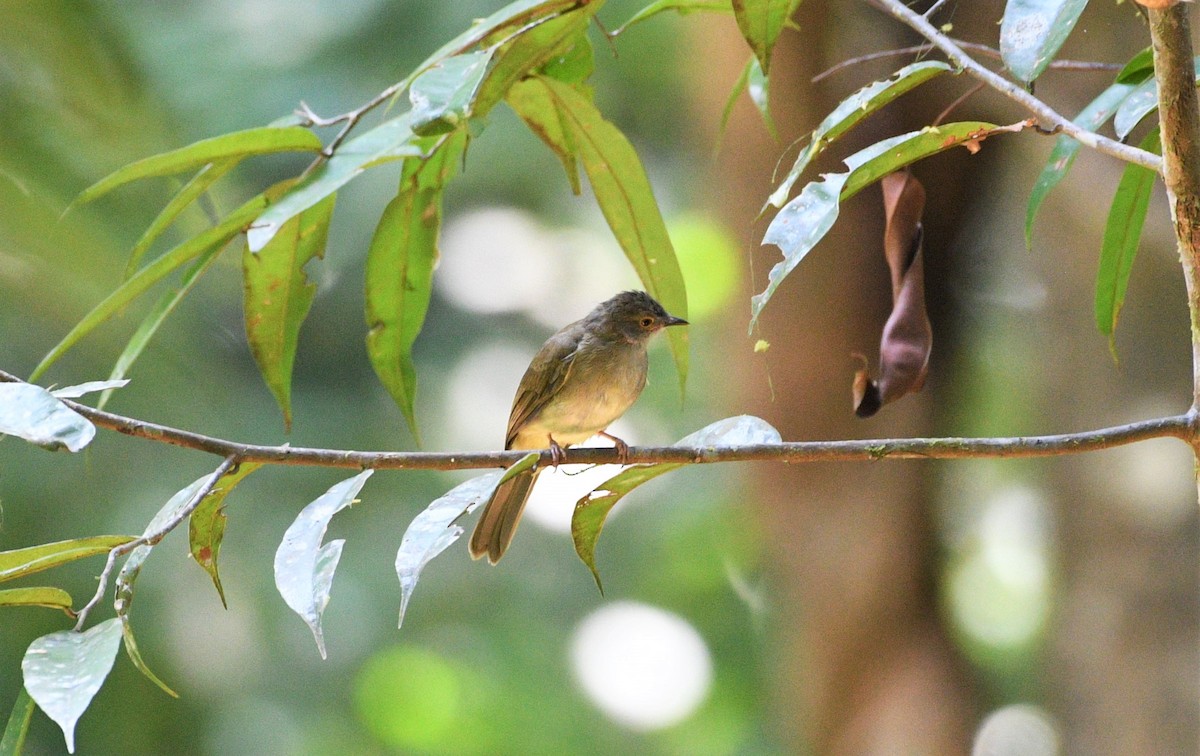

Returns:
468,291,688,564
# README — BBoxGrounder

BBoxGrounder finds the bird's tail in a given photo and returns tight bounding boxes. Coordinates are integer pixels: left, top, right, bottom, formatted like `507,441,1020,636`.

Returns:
469,468,539,564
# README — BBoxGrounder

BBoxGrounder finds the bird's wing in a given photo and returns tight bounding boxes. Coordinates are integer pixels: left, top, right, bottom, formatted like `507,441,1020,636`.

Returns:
505,323,583,448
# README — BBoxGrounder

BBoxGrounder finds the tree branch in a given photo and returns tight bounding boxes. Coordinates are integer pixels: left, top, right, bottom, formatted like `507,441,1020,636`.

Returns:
871,0,1165,174
1,370,1192,470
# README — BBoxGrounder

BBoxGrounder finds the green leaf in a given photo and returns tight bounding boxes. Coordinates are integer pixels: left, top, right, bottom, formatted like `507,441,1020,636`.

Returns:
70,127,321,208
1096,128,1160,359
244,192,336,430
1113,59,1200,139
31,192,269,381
539,26,595,85
0,536,135,582
395,469,512,628
611,0,732,37
0,384,95,452
765,60,953,210
22,618,123,754
410,51,495,136
1026,81,1138,246
508,78,583,194
124,158,238,279
98,245,226,411
746,57,777,139
752,122,1000,331
572,416,780,590
731,0,801,74
0,587,74,615
189,462,262,609
1,687,35,756
999,0,1089,84
1115,47,1153,84
118,621,177,699
535,76,690,394
717,58,752,153
365,133,466,445
246,115,421,252
274,470,372,659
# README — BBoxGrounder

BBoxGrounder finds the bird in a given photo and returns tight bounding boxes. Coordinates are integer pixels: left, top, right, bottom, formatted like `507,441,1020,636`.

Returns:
468,290,688,564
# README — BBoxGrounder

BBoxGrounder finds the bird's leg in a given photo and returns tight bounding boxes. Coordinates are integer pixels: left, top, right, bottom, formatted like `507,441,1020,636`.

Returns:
547,435,567,466
598,431,630,464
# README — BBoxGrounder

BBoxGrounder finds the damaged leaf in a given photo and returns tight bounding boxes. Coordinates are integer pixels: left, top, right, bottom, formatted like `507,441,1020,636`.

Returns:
853,171,931,417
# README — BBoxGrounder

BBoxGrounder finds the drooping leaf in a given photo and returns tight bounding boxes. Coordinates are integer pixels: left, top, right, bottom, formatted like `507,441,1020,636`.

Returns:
365,133,466,445
0,384,95,452
0,587,74,615
765,60,954,210
0,536,135,582
247,115,422,252
752,122,1004,331
1096,128,1160,359
22,618,124,754
394,469,512,628
731,0,801,74
507,77,583,194
572,416,780,590
410,51,496,136
539,25,595,85
853,171,931,417
611,0,732,37
746,56,777,139
70,127,322,209
1026,81,1138,245
534,76,690,394
1,686,35,756
716,58,752,152
189,462,263,609
243,192,336,430
31,192,270,381
999,0,1089,84
49,380,129,399
117,620,177,699
124,158,238,279
99,246,225,411
274,470,372,659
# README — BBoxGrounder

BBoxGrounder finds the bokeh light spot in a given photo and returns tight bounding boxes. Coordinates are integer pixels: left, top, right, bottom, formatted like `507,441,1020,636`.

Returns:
354,645,460,750
668,213,740,319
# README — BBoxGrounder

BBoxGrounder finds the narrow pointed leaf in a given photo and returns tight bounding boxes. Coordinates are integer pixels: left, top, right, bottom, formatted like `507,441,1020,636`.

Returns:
573,416,780,589
244,192,336,430
999,0,1089,84
752,122,1002,331
765,61,953,210
274,470,372,659
716,59,752,152
746,57,777,139
1113,77,1159,140
247,115,423,251
99,245,225,411
1026,81,1137,245
31,192,270,381
0,587,74,615
395,469,510,628
22,618,123,754
50,380,129,399
0,384,95,452
125,158,238,278
1,687,35,756
410,51,495,136
0,536,135,582
118,621,177,698
366,134,465,444
71,127,322,208
508,79,582,194
731,0,801,73
189,462,263,608
1096,128,1160,358
535,76,689,394
612,0,732,37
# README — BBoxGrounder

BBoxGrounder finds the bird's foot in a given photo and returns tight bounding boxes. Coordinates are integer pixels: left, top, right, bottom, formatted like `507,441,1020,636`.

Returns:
599,431,630,464
548,436,567,467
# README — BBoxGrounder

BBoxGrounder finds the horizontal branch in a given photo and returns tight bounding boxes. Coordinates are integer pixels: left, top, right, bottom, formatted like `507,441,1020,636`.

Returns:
1,370,1192,470
872,0,1165,174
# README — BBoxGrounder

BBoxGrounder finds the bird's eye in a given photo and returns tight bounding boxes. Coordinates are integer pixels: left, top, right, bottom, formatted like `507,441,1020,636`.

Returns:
639,317,655,328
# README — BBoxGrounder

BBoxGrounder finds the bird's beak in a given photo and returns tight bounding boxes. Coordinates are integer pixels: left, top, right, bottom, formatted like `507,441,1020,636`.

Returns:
664,315,689,327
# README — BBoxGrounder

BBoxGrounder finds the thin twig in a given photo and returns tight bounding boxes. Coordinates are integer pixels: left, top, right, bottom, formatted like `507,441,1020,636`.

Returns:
2,369,1193,472
72,455,238,631
812,40,1121,84
933,81,985,126
868,0,1163,173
